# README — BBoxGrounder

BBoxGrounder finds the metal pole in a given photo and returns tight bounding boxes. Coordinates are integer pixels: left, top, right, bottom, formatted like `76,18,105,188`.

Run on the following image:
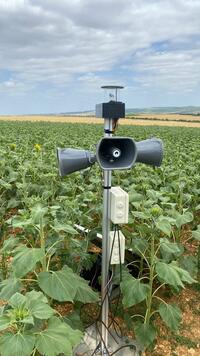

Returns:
101,118,113,355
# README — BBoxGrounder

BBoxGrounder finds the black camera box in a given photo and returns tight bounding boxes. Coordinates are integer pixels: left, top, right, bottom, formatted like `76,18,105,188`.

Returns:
96,101,125,119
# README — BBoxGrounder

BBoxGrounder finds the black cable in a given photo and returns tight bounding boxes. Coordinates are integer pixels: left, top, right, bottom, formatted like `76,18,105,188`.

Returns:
97,225,122,337
90,258,100,288
96,322,110,355
99,225,117,308
109,344,137,356
91,227,118,353
82,225,130,355
103,225,138,356
83,225,117,321
89,319,114,356
107,226,123,332
82,227,118,354
107,227,139,356
101,319,119,344
108,292,122,338
90,342,101,356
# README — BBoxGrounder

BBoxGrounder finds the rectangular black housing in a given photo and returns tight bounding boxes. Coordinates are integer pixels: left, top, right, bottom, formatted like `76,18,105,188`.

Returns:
96,101,125,119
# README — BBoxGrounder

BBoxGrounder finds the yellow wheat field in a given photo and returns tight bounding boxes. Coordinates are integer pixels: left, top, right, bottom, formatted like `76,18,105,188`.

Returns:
128,113,200,121
0,115,200,128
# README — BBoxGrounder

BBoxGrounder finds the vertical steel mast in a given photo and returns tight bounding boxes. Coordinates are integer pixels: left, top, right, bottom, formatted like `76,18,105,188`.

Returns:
99,86,124,355
101,119,112,354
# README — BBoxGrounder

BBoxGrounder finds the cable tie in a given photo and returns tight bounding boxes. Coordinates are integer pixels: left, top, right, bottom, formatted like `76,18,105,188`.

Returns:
104,129,114,134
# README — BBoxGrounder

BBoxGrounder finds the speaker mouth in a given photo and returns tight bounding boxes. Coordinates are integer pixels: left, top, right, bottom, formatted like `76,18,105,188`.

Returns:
96,137,137,170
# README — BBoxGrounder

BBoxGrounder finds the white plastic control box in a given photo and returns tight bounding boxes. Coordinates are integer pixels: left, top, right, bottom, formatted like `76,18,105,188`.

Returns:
110,230,125,265
110,186,129,224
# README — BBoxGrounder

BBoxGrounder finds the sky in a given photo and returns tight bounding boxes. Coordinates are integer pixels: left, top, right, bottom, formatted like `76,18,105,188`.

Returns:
0,0,200,114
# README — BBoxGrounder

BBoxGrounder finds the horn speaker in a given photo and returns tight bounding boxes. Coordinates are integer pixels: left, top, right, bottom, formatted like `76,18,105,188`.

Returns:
57,148,96,176
96,137,137,170
136,138,163,167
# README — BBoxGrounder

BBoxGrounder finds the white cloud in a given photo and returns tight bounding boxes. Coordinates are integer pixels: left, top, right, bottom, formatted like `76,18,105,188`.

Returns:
0,78,33,95
0,0,200,111
129,46,200,93
0,0,25,11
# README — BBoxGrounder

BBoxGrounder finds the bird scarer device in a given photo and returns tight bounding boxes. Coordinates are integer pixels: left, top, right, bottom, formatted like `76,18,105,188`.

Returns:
57,85,164,355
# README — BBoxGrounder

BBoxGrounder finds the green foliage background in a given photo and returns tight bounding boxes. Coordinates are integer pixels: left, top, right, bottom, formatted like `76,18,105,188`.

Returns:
0,121,200,354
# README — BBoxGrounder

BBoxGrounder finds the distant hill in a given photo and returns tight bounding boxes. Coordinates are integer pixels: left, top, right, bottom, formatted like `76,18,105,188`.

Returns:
60,106,200,116
60,111,94,116
126,106,200,115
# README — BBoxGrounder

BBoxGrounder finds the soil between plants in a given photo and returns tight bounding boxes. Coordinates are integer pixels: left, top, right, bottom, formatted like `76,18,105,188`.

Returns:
144,286,200,356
